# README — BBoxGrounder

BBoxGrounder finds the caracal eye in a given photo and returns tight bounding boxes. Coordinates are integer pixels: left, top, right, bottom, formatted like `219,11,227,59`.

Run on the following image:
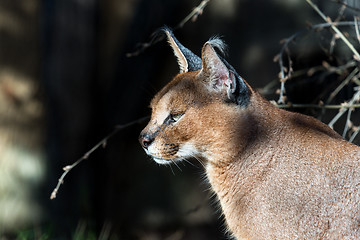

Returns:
169,112,184,123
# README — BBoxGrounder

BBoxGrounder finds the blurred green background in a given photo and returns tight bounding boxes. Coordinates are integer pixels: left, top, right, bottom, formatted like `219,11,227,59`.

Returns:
0,0,360,239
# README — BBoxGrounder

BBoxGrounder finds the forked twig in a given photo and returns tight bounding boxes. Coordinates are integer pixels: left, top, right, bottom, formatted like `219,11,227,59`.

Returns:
326,67,359,104
328,89,360,128
126,0,211,57
329,4,346,55
305,0,360,60
331,0,360,13
276,21,358,103
273,2,360,142
276,103,360,109
350,126,360,142
177,0,210,28
50,116,149,199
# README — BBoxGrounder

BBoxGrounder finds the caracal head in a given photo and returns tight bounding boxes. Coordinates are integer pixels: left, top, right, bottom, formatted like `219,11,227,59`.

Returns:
139,28,251,165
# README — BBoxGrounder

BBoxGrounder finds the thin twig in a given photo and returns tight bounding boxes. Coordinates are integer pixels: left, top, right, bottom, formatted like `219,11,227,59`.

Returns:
276,21,358,103
177,0,210,28
343,107,353,138
50,116,149,199
328,90,360,128
329,34,338,55
125,35,165,58
328,107,348,128
126,0,211,57
329,4,346,55
330,0,360,13
326,67,359,104
354,16,360,44
275,1,360,140
263,60,356,96
305,0,360,60
350,126,360,142
352,75,360,86
276,103,360,109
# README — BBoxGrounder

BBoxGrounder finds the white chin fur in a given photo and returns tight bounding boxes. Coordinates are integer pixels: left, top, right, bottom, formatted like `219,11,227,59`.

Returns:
146,142,199,165
152,157,172,165
144,147,173,164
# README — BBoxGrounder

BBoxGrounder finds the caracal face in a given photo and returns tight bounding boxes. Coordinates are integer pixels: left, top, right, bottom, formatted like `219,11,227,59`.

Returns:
139,29,250,166
139,72,213,165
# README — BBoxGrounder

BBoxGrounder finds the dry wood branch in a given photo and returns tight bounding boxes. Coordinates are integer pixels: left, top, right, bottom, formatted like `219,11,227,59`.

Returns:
350,126,360,142
331,0,360,12
273,2,360,142
50,116,149,200
276,21,358,103
328,89,360,128
326,67,359,104
177,0,210,28
263,60,356,96
343,107,353,138
305,0,360,60
355,16,360,44
126,0,211,58
276,102,360,109
329,4,346,55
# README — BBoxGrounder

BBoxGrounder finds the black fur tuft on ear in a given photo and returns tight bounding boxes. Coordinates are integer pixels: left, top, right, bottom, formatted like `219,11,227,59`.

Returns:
207,37,228,56
160,27,202,72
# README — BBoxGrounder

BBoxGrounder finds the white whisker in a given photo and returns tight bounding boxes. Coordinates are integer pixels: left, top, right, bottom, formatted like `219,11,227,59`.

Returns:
170,159,182,172
179,158,187,166
182,157,196,167
167,162,175,175
192,154,206,169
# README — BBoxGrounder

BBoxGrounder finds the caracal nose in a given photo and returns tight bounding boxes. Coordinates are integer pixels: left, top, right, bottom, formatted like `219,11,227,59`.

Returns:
139,132,154,149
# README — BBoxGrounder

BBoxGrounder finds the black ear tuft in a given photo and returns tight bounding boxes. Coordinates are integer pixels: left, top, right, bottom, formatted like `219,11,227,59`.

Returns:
160,27,202,72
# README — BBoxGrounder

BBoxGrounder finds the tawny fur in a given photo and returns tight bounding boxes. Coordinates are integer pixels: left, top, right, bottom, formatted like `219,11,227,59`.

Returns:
140,34,360,239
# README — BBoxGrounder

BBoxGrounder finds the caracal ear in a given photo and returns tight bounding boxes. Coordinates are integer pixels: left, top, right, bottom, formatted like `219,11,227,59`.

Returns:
199,39,250,106
200,40,236,101
162,27,202,73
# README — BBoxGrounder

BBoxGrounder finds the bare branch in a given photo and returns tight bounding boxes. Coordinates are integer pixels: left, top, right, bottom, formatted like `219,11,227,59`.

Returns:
350,126,360,142
326,67,359,104
177,0,210,28
276,102,360,109
328,89,360,128
354,16,360,44
343,107,353,138
126,0,211,58
329,4,346,55
330,0,360,12
276,20,359,103
125,34,165,58
305,0,360,60
50,116,149,200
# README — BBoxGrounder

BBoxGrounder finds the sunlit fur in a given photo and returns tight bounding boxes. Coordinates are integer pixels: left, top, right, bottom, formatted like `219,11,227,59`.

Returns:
140,36,360,239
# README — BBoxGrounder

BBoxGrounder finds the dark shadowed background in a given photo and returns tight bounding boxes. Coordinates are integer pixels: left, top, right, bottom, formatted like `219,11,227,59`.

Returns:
1,0,360,239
